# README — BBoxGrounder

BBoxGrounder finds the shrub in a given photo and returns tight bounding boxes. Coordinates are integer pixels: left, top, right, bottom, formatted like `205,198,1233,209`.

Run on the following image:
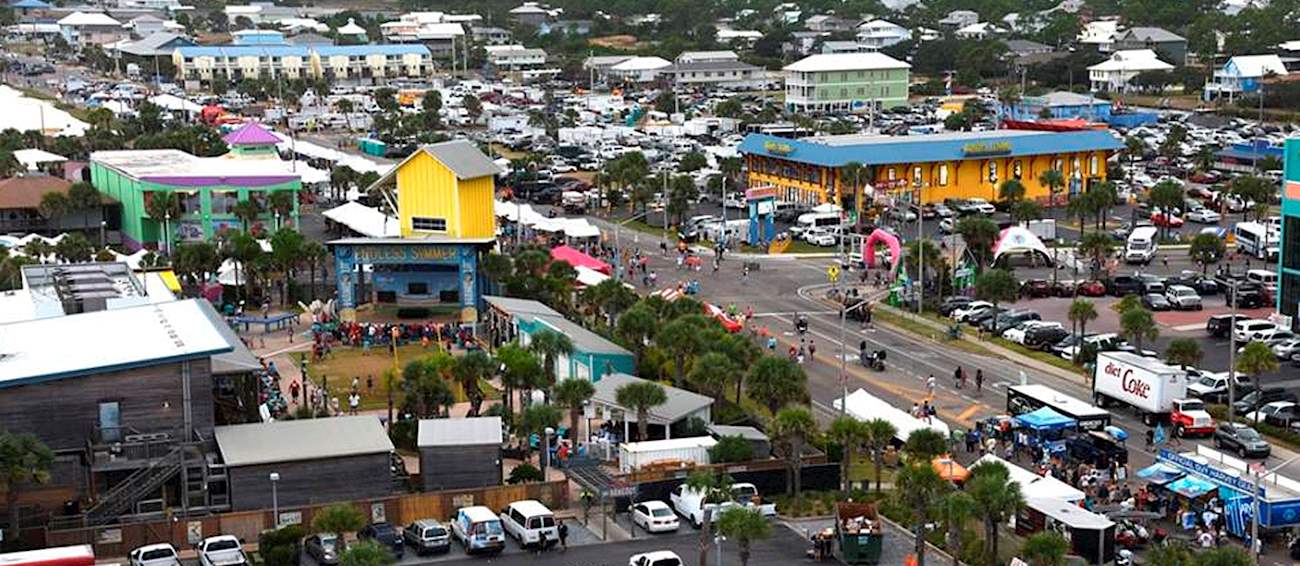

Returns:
508,463,544,484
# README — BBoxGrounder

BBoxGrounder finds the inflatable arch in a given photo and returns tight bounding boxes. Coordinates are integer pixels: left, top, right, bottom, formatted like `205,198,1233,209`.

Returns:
862,228,902,269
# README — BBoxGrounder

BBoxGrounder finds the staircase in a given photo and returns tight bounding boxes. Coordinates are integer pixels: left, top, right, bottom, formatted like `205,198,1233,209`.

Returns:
85,446,184,525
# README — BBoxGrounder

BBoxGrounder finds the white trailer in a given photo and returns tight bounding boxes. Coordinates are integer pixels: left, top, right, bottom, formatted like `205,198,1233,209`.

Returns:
1092,351,1186,424
619,436,716,473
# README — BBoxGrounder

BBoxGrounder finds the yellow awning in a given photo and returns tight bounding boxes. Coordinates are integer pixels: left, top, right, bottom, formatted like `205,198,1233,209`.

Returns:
159,270,182,293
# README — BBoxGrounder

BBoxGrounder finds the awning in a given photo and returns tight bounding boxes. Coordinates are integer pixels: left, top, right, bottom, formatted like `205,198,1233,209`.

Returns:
1166,475,1218,499
1014,406,1077,432
321,201,400,238
550,245,611,275
933,456,970,483
1136,462,1184,485
158,270,182,293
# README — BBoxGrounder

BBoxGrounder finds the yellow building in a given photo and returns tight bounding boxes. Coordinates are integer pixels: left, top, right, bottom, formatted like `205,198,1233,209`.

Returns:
739,129,1123,212
331,140,502,322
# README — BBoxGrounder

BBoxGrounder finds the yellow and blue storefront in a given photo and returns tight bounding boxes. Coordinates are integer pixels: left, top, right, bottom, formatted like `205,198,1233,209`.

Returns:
332,140,502,322
738,130,1123,211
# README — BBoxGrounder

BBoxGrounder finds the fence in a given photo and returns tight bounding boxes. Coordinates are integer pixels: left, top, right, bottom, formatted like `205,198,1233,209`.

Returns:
42,481,568,558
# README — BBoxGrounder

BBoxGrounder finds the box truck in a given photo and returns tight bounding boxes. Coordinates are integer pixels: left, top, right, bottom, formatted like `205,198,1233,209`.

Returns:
1093,351,1213,434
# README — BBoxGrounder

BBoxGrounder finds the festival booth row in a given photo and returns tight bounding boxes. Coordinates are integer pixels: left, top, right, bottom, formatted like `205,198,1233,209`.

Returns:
1137,445,1300,540
495,200,602,247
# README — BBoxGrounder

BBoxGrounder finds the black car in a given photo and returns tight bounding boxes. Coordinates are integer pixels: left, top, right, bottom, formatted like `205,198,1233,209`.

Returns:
1206,314,1249,338
1213,423,1271,459
1024,325,1070,350
1232,387,1299,416
1168,274,1219,295
1107,276,1145,297
983,310,1041,334
1142,293,1172,311
359,523,404,559
966,306,1009,327
1226,283,1265,308
1066,431,1129,469
1020,279,1053,298
938,296,973,317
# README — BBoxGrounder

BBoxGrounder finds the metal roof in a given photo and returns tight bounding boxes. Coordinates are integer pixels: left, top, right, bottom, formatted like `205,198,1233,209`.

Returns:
707,424,769,441
417,416,503,447
215,415,393,466
314,44,430,56
663,60,762,74
783,52,910,72
532,314,631,355
421,140,504,180
592,373,712,424
738,129,1122,168
483,295,562,317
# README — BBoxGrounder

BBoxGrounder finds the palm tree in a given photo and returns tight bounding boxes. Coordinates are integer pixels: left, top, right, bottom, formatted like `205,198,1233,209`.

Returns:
301,241,328,300
1188,232,1225,275
954,216,999,270
22,239,53,263
401,354,456,418
655,315,706,386
267,190,296,230
902,428,948,461
1020,531,1069,566
519,404,562,462
862,418,897,493
38,191,70,221
1119,305,1158,352
225,232,263,301
54,232,93,263
232,198,264,233
934,490,976,560
968,460,1024,565
1165,338,1202,370
715,507,772,566
975,268,1019,335
894,461,949,566
1038,168,1065,212
553,378,595,440
829,416,866,492
528,329,574,388
746,356,808,415
1237,341,1279,407
998,178,1026,207
0,432,54,545
452,351,495,417
1068,299,1098,343
904,240,942,292
772,406,817,499
1076,232,1114,279
144,191,181,253
497,343,545,417
689,352,736,406
311,503,367,551
685,469,733,566
841,161,866,213
616,304,658,362
615,380,668,440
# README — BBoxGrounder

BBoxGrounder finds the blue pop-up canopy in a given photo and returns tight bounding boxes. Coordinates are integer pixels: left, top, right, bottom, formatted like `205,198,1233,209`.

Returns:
1014,406,1077,432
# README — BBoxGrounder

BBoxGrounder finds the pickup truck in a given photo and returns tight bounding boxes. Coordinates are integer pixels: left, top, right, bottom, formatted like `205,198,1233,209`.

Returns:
1186,371,1252,404
669,482,776,528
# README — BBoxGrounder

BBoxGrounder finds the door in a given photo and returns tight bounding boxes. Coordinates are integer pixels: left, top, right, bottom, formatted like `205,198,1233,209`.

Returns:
99,401,122,442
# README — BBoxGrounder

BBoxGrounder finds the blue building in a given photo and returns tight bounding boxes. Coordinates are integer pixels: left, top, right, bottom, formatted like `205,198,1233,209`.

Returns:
1017,91,1113,121
482,295,635,383
1279,138,1300,321
1216,140,1285,173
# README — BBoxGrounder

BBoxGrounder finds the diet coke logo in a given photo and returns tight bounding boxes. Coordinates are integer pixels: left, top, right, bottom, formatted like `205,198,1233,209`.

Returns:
1104,362,1150,399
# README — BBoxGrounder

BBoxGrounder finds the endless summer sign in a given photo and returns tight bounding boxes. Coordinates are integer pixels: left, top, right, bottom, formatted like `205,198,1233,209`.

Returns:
352,245,457,262
961,141,1013,157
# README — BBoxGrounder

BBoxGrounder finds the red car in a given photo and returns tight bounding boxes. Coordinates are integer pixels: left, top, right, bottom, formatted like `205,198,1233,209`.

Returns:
1151,211,1184,227
1077,280,1107,297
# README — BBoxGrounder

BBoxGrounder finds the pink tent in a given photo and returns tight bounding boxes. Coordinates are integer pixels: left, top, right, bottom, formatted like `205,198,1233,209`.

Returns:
550,245,612,275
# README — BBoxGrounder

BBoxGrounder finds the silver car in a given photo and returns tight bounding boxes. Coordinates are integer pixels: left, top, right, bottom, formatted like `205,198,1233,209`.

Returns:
1165,285,1202,311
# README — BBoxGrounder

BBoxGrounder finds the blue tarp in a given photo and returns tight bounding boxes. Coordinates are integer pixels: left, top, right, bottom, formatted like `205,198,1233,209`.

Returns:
1136,462,1184,484
1166,475,1218,499
1014,406,1077,431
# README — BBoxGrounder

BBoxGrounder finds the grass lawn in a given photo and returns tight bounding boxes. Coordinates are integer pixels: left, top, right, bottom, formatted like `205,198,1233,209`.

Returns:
847,454,894,486
873,310,988,355
988,337,1087,377
298,344,499,410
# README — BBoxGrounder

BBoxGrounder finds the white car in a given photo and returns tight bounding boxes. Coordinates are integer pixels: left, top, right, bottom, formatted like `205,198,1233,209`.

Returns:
938,217,956,234
965,198,996,215
1246,402,1300,428
129,544,181,566
950,301,993,322
631,501,680,533
198,536,248,566
630,551,683,566
1186,209,1221,223
551,163,576,173
1234,319,1278,343
1002,321,1062,345
804,228,837,247
723,195,746,209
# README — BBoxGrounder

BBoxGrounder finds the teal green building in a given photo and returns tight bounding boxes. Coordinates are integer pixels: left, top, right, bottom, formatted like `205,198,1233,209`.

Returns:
783,52,911,113
89,123,301,250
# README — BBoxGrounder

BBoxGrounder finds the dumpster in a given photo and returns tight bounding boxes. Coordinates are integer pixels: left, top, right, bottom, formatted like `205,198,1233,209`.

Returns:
836,502,883,564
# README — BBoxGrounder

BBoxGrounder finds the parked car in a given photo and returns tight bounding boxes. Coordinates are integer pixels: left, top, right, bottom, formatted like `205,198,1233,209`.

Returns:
403,520,451,555
1164,285,1202,310
1003,320,1057,344
1020,279,1053,298
1137,274,1167,294
304,534,340,566
951,301,994,322
1107,276,1145,297
630,551,684,566
1245,401,1300,429
1187,209,1221,223
1276,338,1300,360
1024,325,1071,350
972,307,1018,330
1187,372,1252,403
1213,423,1271,459
500,500,559,548
1151,211,1184,227
130,544,182,566
198,536,248,566
1234,319,1278,343
938,217,957,234
1142,293,1172,311
1207,314,1249,338
1076,280,1107,297
1234,388,1298,416
631,501,680,533
359,523,404,559
803,228,837,247
1225,283,1265,308
1168,273,1219,295
938,296,974,316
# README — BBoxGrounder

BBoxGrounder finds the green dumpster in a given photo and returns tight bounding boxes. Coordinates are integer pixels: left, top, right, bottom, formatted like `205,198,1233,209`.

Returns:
836,502,883,564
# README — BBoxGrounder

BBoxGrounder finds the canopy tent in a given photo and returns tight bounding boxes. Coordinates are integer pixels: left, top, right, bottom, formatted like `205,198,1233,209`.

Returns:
1165,475,1218,499
559,218,601,239
321,201,400,238
13,148,66,170
974,454,1086,502
1014,407,1077,432
575,265,610,287
992,226,1052,264
833,388,950,442
550,245,612,275
148,93,203,114
293,162,329,185
933,456,970,483
1136,462,1184,485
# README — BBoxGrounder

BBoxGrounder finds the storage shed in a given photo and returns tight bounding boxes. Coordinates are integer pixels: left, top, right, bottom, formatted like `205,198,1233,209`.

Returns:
417,417,503,491
214,416,395,511
707,424,771,458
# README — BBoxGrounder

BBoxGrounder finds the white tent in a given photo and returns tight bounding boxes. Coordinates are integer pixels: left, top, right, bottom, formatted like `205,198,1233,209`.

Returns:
0,85,91,136
575,265,609,287
148,93,203,114
321,201,400,238
13,148,66,170
992,226,1052,263
811,203,843,214
973,454,1085,502
832,388,950,442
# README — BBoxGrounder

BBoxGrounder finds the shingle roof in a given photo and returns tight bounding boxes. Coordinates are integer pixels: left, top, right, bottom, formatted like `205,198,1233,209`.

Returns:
215,415,393,466
417,417,503,447
0,175,71,209
593,373,712,424
117,32,193,56
738,129,1123,168
1118,27,1185,43
421,140,503,180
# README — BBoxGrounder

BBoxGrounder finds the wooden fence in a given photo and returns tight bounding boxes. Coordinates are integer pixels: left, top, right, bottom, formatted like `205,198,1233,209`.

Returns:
42,481,568,558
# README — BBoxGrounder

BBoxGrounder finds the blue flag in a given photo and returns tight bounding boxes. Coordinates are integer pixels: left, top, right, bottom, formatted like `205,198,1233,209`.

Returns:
1153,423,1168,447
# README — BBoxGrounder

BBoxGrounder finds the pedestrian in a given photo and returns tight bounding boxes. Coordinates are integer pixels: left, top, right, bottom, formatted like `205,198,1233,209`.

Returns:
289,380,300,404
974,369,983,393
926,374,936,397
348,392,360,415
767,335,777,351
366,374,373,392
741,266,750,285
953,365,963,388
649,270,658,288
558,519,569,550
808,339,816,360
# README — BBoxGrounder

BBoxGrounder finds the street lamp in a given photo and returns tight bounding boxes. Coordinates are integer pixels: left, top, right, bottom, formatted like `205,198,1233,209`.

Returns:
838,299,872,416
543,426,556,479
100,220,106,247
269,472,281,527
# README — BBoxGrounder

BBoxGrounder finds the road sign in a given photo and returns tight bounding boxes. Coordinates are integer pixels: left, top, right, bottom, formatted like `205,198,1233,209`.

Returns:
827,265,841,283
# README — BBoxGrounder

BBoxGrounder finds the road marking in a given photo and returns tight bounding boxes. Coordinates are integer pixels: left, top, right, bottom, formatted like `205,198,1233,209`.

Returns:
1171,323,1205,331
956,404,983,421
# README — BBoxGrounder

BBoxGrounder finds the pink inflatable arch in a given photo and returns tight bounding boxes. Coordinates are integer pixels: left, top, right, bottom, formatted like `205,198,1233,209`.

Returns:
862,228,902,269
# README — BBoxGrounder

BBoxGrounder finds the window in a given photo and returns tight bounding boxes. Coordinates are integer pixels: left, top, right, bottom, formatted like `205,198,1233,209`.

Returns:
411,217,447,231
912,166,923,186
887,168,896,181
98,401,121,442
988,161,998,183
1282,272,1300,317
1013,160,1023,179
1089,155,1100,175
1285,216,1300,271
938,164,950,186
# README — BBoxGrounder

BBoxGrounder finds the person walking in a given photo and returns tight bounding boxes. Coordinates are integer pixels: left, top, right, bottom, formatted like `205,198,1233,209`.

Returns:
975,369,984,393
807,339,816,360
557,519,569,551
926,374,936,398
953,365,964,389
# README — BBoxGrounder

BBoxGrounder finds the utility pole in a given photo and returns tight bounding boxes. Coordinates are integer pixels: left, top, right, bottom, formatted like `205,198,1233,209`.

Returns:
916,186,923,315
1227,280,1239,421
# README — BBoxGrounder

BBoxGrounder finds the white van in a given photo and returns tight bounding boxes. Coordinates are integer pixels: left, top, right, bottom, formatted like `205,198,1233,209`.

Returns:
499,500,559,548
1125,226,1159,265
1246,269,1279,294
791,212,842,237
452,506,505,554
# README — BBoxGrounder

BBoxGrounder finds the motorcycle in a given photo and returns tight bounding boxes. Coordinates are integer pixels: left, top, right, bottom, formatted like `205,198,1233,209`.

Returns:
795,315,808,335
860,349,887,371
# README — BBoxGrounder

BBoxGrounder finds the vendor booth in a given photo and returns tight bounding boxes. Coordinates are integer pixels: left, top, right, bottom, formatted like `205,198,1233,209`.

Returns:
974,454,1085,502
1147,446,1300,539
833,388,950,444
1017,496,1116,565
1013,406,1076,458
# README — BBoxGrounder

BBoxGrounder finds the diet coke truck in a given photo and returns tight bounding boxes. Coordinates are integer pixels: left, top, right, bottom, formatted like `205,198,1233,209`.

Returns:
1093,351,1215,435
